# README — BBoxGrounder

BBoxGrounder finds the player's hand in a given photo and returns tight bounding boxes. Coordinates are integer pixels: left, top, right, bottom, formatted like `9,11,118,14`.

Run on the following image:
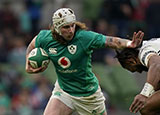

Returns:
26,60,47,73
129,94,147,113
127,31,144,48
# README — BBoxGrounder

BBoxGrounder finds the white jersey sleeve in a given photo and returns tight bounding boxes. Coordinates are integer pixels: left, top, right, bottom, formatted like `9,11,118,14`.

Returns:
139,38,160,67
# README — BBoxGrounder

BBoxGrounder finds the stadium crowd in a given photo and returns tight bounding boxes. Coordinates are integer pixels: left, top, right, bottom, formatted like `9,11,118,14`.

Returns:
0,0,160,114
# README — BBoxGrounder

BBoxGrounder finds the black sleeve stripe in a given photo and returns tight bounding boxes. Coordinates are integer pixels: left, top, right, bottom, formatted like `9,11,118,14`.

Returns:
142,51,157,65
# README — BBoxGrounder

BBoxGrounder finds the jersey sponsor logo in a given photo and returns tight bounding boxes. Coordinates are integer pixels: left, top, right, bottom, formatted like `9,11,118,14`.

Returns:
49,48,57,54
68,45,77,54
58,69,77,73
58,56,71,69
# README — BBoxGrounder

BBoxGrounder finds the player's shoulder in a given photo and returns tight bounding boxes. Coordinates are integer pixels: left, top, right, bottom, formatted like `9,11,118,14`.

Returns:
36,30,52,41
76,29,87,36
38,30,52,37
148,37,160,41
141,38,160,48
139,38,160,66
144,38,160,44
75,29,97,39
77,29,96,35
35,30,53,47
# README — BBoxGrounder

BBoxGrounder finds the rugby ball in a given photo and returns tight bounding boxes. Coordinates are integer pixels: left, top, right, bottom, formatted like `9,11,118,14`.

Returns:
28,48,50,68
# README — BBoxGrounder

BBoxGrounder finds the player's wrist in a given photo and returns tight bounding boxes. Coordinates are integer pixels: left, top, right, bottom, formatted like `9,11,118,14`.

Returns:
126,41,132,47
140,82,155,97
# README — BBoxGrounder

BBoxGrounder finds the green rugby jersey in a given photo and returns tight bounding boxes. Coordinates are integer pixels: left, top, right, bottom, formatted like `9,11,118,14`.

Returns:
35,29,106,97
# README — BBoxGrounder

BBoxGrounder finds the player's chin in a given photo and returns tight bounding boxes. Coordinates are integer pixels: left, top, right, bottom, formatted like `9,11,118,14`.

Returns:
66,36,73,41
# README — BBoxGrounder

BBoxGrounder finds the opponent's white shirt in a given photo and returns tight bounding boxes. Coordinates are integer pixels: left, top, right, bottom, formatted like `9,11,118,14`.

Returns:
139,38,160,67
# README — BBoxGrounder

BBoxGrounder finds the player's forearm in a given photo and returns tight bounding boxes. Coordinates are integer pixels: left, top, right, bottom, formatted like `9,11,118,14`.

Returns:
140,64,159,97
26,44,34,56
147,63,160,90
105,36,130,49
25,36,36,72
26,36,36,56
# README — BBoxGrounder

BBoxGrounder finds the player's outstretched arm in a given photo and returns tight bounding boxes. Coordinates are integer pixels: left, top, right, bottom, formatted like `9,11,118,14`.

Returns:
105,31,144,49
25,36,46,74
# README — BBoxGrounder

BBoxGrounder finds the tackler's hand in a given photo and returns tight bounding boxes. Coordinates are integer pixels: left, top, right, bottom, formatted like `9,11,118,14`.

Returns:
127,31,144,48
129,94,147,113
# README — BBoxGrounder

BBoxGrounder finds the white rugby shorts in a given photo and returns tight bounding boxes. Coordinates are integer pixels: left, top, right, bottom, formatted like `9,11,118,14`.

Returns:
50,81,106,115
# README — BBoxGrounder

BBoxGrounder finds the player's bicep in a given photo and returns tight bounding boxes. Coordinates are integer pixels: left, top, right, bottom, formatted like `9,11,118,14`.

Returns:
80,31,106,50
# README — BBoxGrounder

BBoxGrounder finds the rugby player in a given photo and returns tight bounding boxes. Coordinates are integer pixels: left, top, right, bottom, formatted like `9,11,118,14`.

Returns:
25,8,144,115
116,38,160,115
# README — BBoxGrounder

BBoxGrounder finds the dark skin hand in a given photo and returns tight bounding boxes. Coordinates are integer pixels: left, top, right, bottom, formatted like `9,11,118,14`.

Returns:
130,55,160,114
129,94,147,113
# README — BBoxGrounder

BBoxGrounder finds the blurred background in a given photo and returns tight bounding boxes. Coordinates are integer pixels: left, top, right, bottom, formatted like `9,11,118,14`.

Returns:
0,0,160,115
